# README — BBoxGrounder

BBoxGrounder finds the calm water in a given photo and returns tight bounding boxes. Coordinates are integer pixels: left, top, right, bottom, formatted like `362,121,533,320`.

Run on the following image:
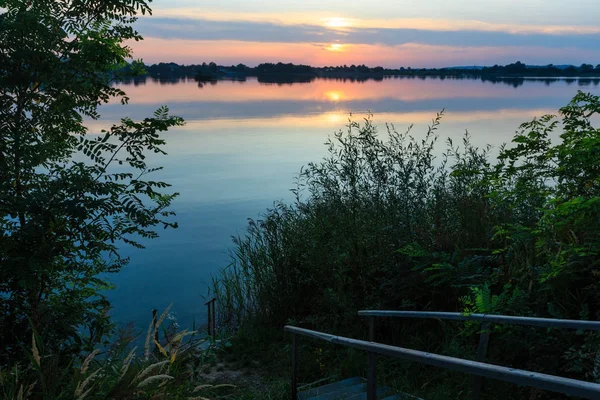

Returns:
94,76,600,330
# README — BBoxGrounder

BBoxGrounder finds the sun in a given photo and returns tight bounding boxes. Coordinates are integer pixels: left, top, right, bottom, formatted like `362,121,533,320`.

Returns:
325,43,346,52
323,17,352,29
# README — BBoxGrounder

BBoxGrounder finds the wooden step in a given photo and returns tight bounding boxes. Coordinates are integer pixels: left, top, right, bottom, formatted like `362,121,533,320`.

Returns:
298,377,363,400
306,383,366,400
343,385,392,399
298,376,412,400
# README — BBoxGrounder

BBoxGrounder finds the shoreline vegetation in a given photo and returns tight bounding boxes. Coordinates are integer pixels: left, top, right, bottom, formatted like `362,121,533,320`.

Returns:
210,91,600,399
116,61,600,87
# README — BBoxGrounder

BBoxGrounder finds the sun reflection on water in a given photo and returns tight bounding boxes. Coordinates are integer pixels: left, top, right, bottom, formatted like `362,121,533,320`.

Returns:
326,91,342,101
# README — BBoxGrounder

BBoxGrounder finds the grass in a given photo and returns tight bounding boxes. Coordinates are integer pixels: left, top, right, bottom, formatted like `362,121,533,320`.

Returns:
0,306,236,400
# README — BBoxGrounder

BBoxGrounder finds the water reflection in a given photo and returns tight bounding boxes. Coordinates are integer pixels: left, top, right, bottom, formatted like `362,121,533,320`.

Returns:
98,77,595,125
102,77,600,330
111,76,591,107
119,74,600,89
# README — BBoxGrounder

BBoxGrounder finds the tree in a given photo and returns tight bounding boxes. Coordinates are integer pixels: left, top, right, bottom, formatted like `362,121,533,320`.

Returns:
0,0,183,364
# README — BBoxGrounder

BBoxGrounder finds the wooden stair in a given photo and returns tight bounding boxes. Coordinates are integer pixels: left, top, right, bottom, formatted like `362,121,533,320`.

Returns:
297,377,408,400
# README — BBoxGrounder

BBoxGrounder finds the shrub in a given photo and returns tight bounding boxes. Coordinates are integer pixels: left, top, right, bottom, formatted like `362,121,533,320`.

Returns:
213,92,600,392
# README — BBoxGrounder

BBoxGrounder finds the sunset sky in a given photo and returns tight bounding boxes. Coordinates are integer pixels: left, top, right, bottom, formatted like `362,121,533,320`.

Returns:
130,0,600,68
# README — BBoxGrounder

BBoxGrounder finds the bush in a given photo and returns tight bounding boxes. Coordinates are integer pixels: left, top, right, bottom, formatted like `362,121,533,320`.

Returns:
213,92,600,395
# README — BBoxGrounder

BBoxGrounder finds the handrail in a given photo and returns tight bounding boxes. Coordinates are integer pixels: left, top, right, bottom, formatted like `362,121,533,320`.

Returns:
357,310,600,331
284,325,600,400
358,310,600,399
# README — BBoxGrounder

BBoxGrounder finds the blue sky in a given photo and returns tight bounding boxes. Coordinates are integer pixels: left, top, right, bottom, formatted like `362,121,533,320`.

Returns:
130,0,600,67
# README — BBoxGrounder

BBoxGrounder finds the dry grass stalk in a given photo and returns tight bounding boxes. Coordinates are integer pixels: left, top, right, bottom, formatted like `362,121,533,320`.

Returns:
133,360,169,383
81,349,100,373
136,374,173,388
193,384,236,392
74,368,101,397
153,303,173,340
120,346,137,379
144,304,172,362
144,318,154,361
23,381,37,399
76,387,93,400
16,384,23,400
168,329,193,346
154,339,168,359
31,334,40,368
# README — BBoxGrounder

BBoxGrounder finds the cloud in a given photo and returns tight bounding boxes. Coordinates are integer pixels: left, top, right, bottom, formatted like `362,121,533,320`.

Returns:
151,1,600,28
134,17,342,43
133,16,600,51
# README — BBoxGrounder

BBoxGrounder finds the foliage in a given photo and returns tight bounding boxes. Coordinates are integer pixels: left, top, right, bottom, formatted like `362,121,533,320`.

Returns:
0,0,182,367
214,91,600,398
0,307,232,400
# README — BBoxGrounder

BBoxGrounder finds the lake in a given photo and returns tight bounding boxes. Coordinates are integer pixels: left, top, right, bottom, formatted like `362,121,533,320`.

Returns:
94,76,600,331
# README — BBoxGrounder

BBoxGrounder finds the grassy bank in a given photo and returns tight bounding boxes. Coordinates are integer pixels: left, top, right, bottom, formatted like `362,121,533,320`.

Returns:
0,306,242,400
213,91,600,399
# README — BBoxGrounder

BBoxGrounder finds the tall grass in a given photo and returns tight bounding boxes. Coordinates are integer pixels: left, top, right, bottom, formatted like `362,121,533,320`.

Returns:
212,91,600,397
0,307,231,400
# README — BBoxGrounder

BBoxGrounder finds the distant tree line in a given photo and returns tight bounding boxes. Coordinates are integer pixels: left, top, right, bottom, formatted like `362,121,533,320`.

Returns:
115,61,600,84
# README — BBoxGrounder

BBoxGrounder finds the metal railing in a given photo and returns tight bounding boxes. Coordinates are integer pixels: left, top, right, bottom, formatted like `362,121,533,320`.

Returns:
358,310,600,331
359,311,600,399
285,312,600,400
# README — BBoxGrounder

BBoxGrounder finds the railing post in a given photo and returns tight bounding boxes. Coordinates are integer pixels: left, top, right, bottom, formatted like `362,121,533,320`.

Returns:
367,316,376,400
472,321,491,400
291,333,298,400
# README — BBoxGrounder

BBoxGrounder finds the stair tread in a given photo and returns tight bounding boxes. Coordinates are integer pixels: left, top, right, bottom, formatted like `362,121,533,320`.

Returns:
307,383,366,400
299,377,422,400
344,385,392,400
298,377,363,400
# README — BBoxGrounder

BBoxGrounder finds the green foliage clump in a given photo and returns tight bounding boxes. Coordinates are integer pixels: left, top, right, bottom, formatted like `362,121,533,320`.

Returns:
214,92,600,396
0,0,182,372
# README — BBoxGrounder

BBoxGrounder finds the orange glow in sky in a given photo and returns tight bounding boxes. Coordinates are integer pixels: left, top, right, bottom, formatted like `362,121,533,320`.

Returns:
131,37,598,68
325,43,346,52
137,1,600,67
322,17,353,29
